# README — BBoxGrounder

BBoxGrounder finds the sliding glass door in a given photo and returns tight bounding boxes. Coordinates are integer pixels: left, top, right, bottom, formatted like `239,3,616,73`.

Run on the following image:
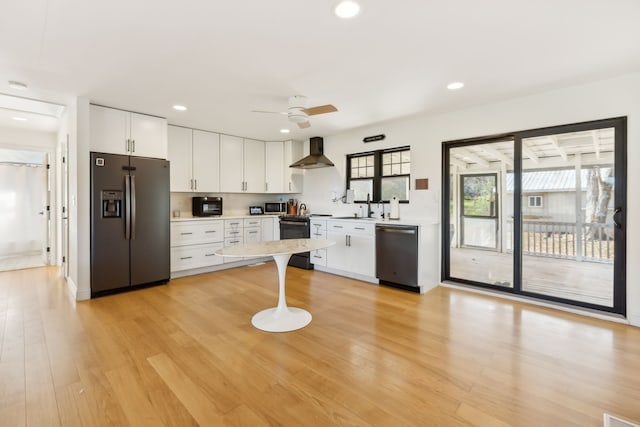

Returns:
448,141,514,288
442,117,626,315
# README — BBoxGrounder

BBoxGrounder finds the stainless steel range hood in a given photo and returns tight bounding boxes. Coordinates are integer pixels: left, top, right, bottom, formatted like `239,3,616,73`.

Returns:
289,137,335,169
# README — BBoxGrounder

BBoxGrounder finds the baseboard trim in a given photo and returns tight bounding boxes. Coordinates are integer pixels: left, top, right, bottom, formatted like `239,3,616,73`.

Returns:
66,276,77,300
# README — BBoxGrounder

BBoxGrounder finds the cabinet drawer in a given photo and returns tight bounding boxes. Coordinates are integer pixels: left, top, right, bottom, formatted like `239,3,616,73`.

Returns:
310,248,327,266
310,220,327,239
225,228,243,238
244,226,261,242
327,220,374,235
171,220,223,246
225,219,244,229
171,242,223,272
223,236,244,263
243,218,262,227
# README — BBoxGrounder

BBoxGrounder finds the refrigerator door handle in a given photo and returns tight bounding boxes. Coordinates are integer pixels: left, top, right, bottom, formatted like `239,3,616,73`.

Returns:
125,175,131,240
131,175,136,240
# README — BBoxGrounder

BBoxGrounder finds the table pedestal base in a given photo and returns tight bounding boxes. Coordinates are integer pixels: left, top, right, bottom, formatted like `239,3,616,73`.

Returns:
251,307,312,332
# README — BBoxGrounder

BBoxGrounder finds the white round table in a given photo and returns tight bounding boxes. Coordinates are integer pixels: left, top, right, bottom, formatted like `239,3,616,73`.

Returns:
215,238,335,332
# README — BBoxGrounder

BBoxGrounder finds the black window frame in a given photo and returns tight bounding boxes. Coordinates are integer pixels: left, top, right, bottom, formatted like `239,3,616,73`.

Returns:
346,145,410,203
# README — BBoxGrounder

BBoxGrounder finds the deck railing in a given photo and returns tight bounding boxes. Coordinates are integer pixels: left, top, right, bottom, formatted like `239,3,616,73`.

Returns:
505,220,614,263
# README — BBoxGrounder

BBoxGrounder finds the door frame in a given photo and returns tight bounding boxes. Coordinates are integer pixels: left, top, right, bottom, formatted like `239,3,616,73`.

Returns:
459,172,499,250
442,116,627,315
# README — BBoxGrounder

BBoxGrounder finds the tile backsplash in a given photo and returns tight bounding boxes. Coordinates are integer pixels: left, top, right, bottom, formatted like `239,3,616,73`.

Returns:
170,192,300,217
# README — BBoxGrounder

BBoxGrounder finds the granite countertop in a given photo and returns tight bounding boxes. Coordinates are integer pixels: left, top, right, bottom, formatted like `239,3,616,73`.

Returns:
171,214,439,226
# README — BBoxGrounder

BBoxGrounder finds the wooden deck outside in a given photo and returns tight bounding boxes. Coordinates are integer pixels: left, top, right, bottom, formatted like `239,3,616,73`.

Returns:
450,247,613,306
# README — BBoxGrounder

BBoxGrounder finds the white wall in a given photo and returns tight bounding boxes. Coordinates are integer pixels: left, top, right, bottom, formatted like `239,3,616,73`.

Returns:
0,126,58,264
302,72,640,326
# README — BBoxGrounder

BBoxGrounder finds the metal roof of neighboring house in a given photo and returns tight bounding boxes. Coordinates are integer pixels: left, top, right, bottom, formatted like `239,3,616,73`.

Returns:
506,169,612,193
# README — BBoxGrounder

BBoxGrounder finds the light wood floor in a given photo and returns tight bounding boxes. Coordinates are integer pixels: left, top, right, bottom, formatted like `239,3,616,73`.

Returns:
1,265,640,426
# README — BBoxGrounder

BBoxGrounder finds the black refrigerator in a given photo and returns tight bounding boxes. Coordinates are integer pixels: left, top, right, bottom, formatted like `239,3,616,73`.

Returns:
90,152,170,296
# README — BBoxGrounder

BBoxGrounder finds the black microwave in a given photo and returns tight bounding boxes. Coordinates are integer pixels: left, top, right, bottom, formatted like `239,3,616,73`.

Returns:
192,196,223,217
264,202,286,214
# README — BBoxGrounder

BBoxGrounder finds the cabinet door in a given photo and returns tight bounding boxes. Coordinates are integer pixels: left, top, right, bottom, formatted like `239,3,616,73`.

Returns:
193,130,220,192
261,217,274,241
243,138,265,193
349,234,375,277
167,126,193,192
244,227,261,243
129,112,168,159
265,141,284,193
326,231,349,271
284,140,304,193
311,248,327,266
90,105,128,155
219,135,244,192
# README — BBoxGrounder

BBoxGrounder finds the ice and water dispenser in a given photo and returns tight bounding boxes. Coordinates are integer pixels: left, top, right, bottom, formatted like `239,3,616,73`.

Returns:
101,190,123,218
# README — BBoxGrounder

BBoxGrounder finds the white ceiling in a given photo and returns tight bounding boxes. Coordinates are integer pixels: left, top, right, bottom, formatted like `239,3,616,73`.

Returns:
1,0,639,141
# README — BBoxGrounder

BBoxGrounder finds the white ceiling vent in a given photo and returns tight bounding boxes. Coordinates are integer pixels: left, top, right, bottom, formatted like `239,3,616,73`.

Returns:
604,413,640,427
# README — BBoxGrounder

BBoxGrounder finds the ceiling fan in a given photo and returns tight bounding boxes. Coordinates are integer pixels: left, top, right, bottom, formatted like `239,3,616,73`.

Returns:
252,95,337,129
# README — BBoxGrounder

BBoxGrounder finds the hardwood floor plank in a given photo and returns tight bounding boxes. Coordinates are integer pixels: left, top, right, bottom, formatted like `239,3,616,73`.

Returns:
3,265,640,426
104,363,165,427
147,352,224,425
456,402,514,427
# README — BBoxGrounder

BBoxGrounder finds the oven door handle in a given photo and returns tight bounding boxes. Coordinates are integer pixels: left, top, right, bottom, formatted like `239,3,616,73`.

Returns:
280,221,308,226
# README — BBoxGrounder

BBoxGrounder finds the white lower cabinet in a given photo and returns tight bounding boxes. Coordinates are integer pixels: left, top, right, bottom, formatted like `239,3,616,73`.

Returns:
171,220,224,272
325,220,375,278
310,219,327,267
224,219,245,263
171,217,279,276
171,242,223,271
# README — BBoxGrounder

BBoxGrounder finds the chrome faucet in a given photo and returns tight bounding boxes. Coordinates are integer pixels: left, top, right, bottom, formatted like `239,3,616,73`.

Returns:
366,193,373,218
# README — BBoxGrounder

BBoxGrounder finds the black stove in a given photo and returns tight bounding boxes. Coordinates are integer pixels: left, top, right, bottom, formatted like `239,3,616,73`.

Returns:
279,215,312,269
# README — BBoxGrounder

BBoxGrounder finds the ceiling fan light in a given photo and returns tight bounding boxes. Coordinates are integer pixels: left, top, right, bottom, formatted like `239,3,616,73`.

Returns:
288,110,309,123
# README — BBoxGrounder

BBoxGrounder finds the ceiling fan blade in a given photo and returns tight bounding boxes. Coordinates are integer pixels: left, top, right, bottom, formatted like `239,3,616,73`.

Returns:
297,121,311,129
303,104,337,116
251,110,287,115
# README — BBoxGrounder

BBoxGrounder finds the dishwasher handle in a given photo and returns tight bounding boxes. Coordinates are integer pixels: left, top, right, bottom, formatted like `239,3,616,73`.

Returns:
376,226,417,235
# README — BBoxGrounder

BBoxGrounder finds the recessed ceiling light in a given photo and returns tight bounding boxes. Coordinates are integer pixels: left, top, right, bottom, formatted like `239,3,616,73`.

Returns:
447,82,465,90
12,116,27,121
334,1,361,19
280,129,290,134
8,80,28,90
173,105,187,111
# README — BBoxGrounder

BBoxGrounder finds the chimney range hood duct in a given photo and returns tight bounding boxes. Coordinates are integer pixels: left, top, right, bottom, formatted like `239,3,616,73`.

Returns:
289,136,335,169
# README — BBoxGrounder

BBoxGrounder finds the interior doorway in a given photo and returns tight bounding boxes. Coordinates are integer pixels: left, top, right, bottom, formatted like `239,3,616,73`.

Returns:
0,147,50,272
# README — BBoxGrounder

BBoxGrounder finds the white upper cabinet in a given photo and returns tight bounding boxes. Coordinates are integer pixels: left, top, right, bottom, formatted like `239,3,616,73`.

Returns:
219,135,265,193
243,138,265,193
167,126,192,192
129,112,168,159
168,126,220,193
264,141,284,193
192,130,220,193
219,135,245,192
90,104,167,159
284,140,304,193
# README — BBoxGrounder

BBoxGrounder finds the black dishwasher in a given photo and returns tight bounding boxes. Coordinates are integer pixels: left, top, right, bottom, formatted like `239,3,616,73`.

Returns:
376,224,419,292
